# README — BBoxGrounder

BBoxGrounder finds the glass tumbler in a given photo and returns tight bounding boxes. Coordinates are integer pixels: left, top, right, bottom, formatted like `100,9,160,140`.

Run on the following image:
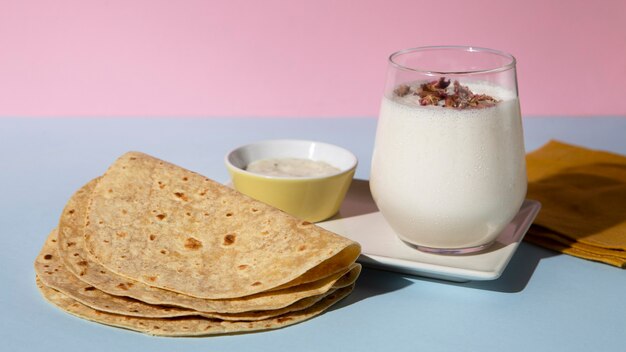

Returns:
370,46,527,254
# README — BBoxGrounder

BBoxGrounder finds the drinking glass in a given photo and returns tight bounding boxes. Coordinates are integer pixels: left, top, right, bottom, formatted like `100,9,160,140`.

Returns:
370,46,527,254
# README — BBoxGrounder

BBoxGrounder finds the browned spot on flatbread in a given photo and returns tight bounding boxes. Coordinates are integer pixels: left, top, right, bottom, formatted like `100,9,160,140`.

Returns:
66,242,76,247
156,213,166,220
43,254,53,260
116,231,127,238
68,209,75,214
77,260,88,266
277,316,293,323
251,281,262,287
184,237,203,250
84,286,96,291
238,264,248,270
146,276,157,282
223,234,236,245
298,245,307,251
117,283,129,290
174,192,189,201
149,234,156,241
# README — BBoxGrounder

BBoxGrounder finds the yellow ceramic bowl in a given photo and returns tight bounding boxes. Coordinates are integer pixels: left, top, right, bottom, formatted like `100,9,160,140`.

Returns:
225,140,357,222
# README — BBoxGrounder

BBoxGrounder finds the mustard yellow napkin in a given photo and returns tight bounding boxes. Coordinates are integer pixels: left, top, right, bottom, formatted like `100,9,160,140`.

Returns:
524,140,626,268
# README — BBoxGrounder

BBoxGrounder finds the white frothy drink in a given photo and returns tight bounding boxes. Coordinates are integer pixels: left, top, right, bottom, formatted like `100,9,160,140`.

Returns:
370,83,527,249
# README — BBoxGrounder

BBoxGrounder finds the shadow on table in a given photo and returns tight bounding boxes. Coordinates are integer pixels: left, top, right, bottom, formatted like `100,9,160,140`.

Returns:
326,267,414,311
418,242,560,293
329,243,559,315
328,179,379,220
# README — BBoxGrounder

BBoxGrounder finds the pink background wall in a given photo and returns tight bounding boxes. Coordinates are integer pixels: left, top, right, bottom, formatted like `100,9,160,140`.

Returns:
1,0,625,118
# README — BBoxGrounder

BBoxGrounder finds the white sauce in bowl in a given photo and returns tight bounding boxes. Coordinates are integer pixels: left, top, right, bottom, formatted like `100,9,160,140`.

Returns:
246,158,340,177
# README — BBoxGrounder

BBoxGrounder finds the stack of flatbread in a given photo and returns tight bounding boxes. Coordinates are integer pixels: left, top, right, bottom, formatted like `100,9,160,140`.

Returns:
34,152,361,336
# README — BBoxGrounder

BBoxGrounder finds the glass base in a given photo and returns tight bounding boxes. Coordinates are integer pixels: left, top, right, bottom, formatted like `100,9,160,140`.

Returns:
408,241,495,255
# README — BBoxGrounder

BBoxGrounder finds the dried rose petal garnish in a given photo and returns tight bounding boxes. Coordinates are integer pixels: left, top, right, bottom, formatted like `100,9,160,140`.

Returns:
394,77,499,109
444,81,498,109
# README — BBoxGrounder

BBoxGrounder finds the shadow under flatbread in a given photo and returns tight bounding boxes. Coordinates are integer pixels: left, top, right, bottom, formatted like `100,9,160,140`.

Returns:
326,267,414,311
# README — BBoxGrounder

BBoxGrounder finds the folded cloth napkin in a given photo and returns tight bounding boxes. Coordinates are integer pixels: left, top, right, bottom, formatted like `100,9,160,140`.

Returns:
524,140,626,268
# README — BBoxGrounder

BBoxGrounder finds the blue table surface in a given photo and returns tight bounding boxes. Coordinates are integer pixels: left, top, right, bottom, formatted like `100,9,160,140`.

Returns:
1,117,625,351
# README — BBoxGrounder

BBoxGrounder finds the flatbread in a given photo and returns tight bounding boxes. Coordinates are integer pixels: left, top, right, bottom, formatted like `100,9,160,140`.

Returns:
36,278,355,337
38,229,361,320
83,152,360,299
57,178,358,312
60,178,359,312
37,152,361,336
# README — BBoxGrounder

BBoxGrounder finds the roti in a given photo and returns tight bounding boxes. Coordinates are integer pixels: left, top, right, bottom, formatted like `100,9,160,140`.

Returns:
82,152,360,299
36,151,361,336
38,228,361,320
57,179,359,312
36,278,355,336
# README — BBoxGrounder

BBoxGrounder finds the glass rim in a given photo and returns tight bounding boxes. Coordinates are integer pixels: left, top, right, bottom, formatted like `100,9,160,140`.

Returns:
389,45,517,75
